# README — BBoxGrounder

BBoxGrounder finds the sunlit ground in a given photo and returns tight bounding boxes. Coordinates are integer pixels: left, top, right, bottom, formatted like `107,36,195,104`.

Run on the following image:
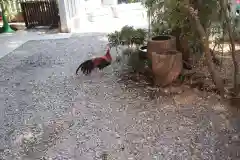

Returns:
71,7,148,33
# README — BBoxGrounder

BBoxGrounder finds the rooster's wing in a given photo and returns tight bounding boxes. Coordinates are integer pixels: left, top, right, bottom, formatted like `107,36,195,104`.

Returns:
96,59,111,70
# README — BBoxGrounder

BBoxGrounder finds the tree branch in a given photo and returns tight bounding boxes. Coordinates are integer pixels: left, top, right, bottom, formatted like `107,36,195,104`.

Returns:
219,0,239,96
182,3,225,97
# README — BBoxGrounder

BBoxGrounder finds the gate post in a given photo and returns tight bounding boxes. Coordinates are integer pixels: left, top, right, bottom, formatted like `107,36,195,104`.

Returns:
58,0,71,33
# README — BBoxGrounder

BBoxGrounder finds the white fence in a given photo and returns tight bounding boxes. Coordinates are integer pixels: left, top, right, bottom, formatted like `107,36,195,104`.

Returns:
58,1,148,33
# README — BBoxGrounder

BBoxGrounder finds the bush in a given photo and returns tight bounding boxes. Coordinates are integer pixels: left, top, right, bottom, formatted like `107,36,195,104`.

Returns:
107,25,147,48
107,25,149,73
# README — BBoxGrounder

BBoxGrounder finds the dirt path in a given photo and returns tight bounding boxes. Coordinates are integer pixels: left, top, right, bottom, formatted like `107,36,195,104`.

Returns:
0,34,239,160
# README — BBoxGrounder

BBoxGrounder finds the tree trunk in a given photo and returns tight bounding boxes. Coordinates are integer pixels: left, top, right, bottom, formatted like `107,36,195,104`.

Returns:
219,0,239,96
173,0,192,63
183,4,225,97
171,26,191,62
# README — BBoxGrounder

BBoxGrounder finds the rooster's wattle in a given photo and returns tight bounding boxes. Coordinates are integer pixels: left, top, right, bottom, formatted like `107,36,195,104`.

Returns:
76,45,112,75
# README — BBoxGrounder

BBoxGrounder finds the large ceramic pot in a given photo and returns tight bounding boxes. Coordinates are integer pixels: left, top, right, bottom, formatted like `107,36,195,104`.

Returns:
151,50,182,86
147,35,176,60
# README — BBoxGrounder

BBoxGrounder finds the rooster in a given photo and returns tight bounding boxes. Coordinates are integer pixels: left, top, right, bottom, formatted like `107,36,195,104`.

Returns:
76,44,112,75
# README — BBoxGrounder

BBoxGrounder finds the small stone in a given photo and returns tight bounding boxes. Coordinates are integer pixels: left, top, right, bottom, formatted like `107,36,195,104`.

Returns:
231,135,239,141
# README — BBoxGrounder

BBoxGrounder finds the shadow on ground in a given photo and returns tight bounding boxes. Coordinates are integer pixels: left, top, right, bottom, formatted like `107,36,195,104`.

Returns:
0,33,239,160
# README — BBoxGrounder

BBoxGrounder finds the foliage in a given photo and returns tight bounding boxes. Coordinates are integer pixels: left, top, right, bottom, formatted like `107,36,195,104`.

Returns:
107,1,240,97
120,47,151,73
132,28,148,45
151,22,172,36
142,0,240,97
118,0,141,4
107,26,149,73
107,25,147,48
126,49,145,72
143,0,221,45
142,0,220,58
127,0,141,4
119,25,135,46
0,0,21,21
107,31,121,48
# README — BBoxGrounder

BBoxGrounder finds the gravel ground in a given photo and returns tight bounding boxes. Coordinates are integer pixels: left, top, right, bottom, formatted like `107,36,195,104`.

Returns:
0,33,240,160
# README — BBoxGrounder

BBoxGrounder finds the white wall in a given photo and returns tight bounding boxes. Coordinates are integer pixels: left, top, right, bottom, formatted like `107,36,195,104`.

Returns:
84,0,102,6
102,0,118,5
58,0,82,32
59,0,104,32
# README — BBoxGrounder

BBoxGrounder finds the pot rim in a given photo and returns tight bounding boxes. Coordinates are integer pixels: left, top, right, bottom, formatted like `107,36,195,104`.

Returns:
139,45,147,52
151,35,175,41
152,49,182,56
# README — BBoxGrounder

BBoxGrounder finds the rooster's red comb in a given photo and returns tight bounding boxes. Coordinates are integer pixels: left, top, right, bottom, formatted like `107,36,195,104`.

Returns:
105,44,111,58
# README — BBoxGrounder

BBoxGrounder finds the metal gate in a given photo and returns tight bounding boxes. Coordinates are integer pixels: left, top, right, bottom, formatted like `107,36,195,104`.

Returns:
20,0,59,29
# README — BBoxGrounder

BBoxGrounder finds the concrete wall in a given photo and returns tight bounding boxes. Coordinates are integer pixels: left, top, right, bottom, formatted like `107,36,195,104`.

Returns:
58,0,82,32
59,0,105,33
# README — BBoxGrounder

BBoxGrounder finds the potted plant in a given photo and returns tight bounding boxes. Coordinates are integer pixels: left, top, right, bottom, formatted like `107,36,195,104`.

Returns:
138,45,147,59
147,35,176,59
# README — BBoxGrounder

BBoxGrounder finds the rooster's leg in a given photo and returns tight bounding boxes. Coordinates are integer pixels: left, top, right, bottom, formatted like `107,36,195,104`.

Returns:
98,69,105,78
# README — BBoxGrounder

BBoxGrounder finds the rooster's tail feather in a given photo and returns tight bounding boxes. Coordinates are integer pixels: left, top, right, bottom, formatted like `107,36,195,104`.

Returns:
76,59,95,75
75,63,83,75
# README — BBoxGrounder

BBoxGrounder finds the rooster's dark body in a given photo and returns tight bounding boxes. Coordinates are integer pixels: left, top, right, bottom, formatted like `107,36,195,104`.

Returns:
76,46,112,75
